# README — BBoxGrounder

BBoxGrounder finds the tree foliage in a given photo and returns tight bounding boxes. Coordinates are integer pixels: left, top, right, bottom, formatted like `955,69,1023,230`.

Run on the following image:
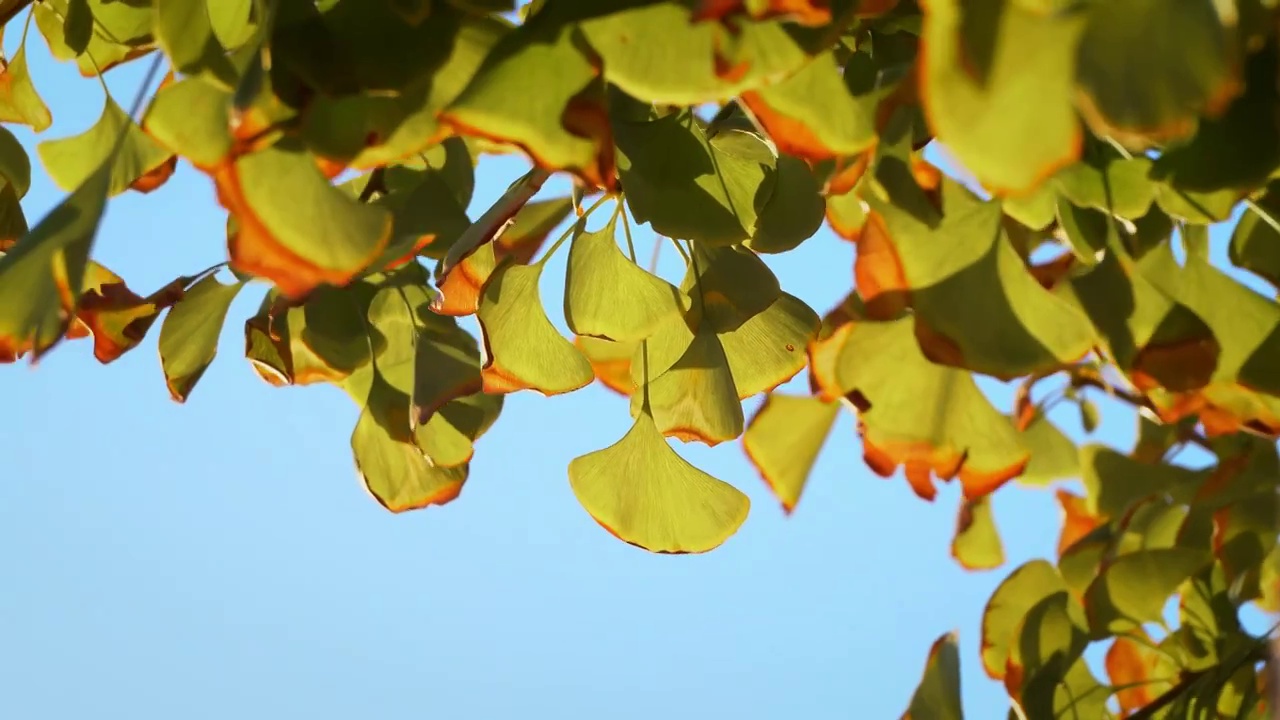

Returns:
1,0,1278,716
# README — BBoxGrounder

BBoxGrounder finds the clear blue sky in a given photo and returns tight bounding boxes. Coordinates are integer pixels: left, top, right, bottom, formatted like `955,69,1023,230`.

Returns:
0,24,1268,720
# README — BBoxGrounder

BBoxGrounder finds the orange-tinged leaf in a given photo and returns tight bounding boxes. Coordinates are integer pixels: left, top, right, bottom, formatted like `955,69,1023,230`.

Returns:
952,496,1004,571
158,273,244,402
1106,632,1174,716
216,140,392,298
476,260,593,395
575,335,636,396
742,393,839,514
691,0,832,25
350,396,469,513
981,560,1067,680
75,263,190,364
1056,489,1103,557
129,155,177,194
568,410,750,554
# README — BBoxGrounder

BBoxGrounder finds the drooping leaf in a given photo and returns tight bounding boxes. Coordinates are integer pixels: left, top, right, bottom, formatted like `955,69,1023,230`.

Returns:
980,559,1067,680
155,0,239,88
35,0,156,78
410,315,483,428
564,214,684,342
1015,416,1079,487
860,178,1095,378
901,632,964,720
1075,0,1241,149
1007,593,1105,720
159,274,245,402
745,154,825,254
0,44,52,131
0,125,31,199
349,394,469,513
38,97,174,197
615,111,776,247
1080,445,1206,519
476,260,593,395
214,139,393,298
0,163,110,362
442,14,613,188
142,76,235,170
1084,547,1211,635
575,335,635,396
742,393,839,514
951,496,1004,571
71,263,189,364
920,0,1083,193
567,409,750,554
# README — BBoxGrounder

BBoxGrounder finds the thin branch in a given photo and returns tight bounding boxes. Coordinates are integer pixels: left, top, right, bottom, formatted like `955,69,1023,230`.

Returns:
1128,639,1269,720
1068,369,1214,451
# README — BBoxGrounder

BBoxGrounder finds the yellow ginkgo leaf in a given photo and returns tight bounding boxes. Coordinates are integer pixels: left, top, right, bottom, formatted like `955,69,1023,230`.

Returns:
477,260,593,394
742,393,839,514
632,328,743,446
564,214,684,342
351,397,469,513
568,410,750,554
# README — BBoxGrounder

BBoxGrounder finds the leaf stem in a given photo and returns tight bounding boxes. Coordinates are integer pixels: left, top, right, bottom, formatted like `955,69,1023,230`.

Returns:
1067,368,1214,451
620,200,638,264
534,193,611,267
1128,633,1270,720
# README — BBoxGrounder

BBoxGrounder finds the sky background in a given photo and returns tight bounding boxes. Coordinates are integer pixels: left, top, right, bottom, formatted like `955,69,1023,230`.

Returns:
0,17,1273,720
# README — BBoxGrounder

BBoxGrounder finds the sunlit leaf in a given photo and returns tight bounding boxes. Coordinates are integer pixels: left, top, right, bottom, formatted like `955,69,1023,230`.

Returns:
1015,416,1079,487
72,263,189,364
1229,189,1280,289
1084,547,1211,635
745,154,825,254
568,409,750,554
635,325,744,445
0,125,30,199
1106,629,1178,716
901,632,963,720
477,260,593,395
564,214,684,342
38,97,173,197
575,335,635,396
920,0,1082,193
35,0,156,78
981,559,1067,680
350,394,469,512
155,0,238,88
159,274,244,402
742,393,838,514
0,44,51,131
952,496,1004,571
142,77,235,170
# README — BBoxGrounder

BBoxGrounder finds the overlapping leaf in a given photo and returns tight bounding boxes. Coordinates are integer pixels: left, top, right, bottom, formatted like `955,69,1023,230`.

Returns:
901,632,963,720
38,97,174,197
0,44,51,131
159,274,244,402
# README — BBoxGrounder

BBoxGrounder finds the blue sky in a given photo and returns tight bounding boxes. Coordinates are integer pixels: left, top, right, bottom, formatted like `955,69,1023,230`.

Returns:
0,22,1269,720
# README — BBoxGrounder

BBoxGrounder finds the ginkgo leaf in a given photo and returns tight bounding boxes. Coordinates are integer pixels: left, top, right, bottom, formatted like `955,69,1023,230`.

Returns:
952,496,1004,571
567,409,750,554
574,335,635,396
214,139,393,298
901,633,963,720
35,0,156,78
0,125,30,199
159,273,244,402
564,214,683,342
350,395,469,513
1080,445,1206,518
0,45,52,132
1015,416,1079,487
739,50,876,162
745,154,825,254
1075,0,1241,149
1053,142,1158,221
1083,547,1210,636
981,559,1067,680
1106,631,1178,716
634,326,744,445
743,393,838,514
829,312,1029,501
581,3,812,106
0,163,110,362
411,316,483,427
681,243,780,331
1229,190,1280,289
920,0,1083,193
155,0,238,88
860,178,1095,378
142,77,235,170
1005,593,1100,718
615,112,776,247
717,293,818,397
477,260,593,395
38,97,173,198
442,15,613,188
72,263,189,364
369,168,471,266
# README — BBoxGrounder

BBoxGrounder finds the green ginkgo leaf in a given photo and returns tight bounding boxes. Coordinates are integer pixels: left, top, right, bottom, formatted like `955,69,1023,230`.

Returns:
951,497,1004,571
0,45,52,132
411,317,483,428
442,14,612,188
39,97,173,198
155,0,239,88
1084,547,1210,636
1016,416,1079,487
745,154,825,254
142,77,235,170
861,178,1095,378
0,125,32,199
217,139,393,298
208,0,257,50
981,560,1067,680
159,274,244,402
902,633,964,720
1229,190,1280,289
477,260,593,395
633,327,744,446
564,214,684,342
568,409,750,554
921,0,1083,193
0,162,110,362
717,292,818,397
350,394,470,513
575,335,636,396
615,112,776,246
681,243,780,331
36,0,156,77
742,393,839,514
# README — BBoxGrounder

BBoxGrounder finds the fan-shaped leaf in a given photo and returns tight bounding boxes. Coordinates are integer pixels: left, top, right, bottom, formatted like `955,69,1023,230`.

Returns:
0,45,52,132
567,410,750,554
69,262,190,364
742,393,838,514
38,97,173,197
1016,416,1079,487
477,260,593,395
901,632,963,720
575,335,635,396
745,154,825,254
350,396,469,513
634,326,744,445
952,496,1004,571
1084,547,1210,635
142,77,235,170
159,274,244,402
155,0,238,88
981,559,1067,680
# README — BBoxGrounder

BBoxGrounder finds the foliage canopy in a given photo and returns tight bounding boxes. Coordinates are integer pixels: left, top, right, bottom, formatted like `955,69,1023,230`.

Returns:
1,0,1278,716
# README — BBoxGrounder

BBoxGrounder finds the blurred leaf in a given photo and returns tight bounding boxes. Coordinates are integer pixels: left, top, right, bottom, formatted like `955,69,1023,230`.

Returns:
38,97,173,197
159,274,244,402
742,393,838,514
1078,398,1099,433
0,125,30,199
1005,591,1093,715
0,45,52,132
142,77,235,170
575,335,635,396
920,0,1082,193
477,260,593,395
1080,445,1205,518
952,496,1004,571
1015,416,1079,487
1229,189,1280,290
155,0,238,87
901,632,963,720
1106,630,1178,716
71,263,189,364
616,113,776,247
981,560,1067,680
568,410,750,554
1084,547,1210,635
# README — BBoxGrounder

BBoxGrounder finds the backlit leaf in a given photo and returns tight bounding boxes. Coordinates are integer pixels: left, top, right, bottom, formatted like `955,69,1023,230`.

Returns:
1016,416,1079,487
350,394,469,513
568,409,750,554
981,559,1067,680
635,325,744,445
214,139,393,298
142,77,235,170
72,263,189,364
0,125,30,199
0,45,52,132
952,496,1004,571
1229,189,1280,289
155,0,238,88
38,97,173,197
159,274,244,402
742,393,838,514
564,214,684,342
477,260,593,395
575,335,635,396
745,154,825,254
920,0,1083,193
901,632,963,720
1084,547,1211,635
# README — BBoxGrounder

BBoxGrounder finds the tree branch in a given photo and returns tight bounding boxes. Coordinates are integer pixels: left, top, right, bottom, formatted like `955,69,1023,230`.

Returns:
0,0,32,29
1128,641,1269,720
1068,370,1215,452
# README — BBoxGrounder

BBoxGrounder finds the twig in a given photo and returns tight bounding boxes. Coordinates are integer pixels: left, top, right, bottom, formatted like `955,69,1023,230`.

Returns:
1068,370,1214,451
1128,641,1269,720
